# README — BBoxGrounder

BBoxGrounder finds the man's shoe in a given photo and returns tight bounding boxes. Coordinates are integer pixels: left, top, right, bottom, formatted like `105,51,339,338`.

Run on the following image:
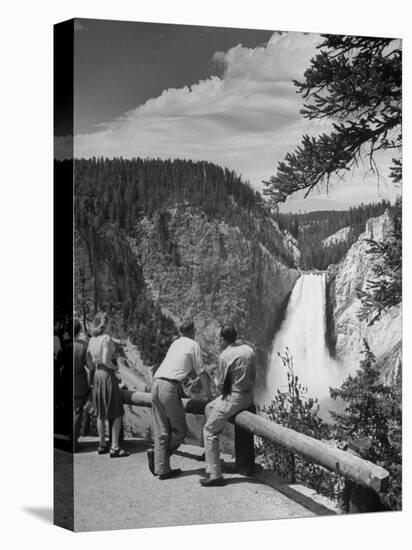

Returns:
158,468,182,480
146,449,156,476
199,476,225,487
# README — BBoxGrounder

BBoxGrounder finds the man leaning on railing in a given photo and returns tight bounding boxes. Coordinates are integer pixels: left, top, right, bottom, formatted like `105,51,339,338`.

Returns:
147,318,211,480
200,322,256,487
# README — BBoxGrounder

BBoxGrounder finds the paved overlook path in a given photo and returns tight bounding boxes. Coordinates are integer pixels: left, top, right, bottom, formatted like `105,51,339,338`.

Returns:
70,437,339,532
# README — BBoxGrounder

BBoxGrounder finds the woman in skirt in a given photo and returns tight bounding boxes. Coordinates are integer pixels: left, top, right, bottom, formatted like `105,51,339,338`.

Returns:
87,312,129,457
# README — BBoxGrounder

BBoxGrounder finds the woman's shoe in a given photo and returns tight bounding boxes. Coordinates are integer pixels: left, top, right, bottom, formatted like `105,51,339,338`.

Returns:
109,448,130,458
97,444,109,455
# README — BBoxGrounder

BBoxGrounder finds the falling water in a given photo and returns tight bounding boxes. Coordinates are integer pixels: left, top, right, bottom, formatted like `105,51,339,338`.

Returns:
256,272,345,418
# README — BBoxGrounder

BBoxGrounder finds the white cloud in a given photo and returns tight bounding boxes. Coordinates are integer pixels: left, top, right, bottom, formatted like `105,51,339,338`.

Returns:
213,32,318,83
56,30,398,209
65,33,320,169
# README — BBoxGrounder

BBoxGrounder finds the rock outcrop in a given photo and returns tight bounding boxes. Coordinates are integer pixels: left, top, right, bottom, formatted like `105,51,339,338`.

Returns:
280,227,301,265
327,211,401,383
322,226,353,247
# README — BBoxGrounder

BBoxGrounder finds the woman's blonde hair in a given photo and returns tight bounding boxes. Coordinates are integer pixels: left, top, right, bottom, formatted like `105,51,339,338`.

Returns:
90,312,108,337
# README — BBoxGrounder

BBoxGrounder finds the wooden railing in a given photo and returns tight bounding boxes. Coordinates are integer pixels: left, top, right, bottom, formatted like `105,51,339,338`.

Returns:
121,389,389,512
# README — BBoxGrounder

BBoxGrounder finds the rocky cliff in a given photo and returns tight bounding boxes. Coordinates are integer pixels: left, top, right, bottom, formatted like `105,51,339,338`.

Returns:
327,211,401,383
322,226,353,247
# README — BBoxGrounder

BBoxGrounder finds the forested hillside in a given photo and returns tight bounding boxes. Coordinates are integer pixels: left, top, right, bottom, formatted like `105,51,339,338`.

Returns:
74,157,295,267
274,200,397,269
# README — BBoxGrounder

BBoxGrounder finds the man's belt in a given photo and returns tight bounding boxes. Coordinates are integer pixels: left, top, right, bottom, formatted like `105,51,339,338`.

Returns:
157,377,180,385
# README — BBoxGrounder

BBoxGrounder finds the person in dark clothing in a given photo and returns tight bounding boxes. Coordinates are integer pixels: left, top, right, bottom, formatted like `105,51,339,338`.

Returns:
61,318,90,451
72,319,90,448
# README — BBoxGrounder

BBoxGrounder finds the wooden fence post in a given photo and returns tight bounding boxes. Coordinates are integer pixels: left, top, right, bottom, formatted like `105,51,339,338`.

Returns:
343,441,387,513
234,405,256,476
344,480,386,513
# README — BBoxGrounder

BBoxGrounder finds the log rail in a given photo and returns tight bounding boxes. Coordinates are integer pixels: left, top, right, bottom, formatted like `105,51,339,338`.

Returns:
121,389,389,511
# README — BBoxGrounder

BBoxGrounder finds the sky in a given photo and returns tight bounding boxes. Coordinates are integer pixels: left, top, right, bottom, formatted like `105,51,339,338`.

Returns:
55,18,401,213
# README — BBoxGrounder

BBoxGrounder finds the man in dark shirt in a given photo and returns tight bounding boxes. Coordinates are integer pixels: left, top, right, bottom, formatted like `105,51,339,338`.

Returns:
200,322,256,486
62,319,90,450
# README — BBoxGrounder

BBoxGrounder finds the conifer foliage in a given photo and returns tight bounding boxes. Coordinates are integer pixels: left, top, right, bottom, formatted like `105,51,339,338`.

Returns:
74,157,295,266
264,35,402,204
274,200,393,270
330,340,402,510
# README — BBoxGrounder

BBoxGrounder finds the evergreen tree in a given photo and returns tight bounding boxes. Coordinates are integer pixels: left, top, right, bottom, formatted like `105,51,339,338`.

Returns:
264,36,401,204
273,199,393,270
330,340,402,510
73,157,298,267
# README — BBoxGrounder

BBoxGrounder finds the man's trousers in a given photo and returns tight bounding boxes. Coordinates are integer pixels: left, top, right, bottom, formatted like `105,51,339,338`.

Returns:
151,378,187,475
203,391,253,479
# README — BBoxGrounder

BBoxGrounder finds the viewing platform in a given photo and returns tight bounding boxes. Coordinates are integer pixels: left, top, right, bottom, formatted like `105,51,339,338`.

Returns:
54,379,389,531
61,437,339,532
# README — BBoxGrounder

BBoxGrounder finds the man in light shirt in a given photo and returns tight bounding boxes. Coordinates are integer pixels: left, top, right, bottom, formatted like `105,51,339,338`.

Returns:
200,322,256,487
147,319,211,479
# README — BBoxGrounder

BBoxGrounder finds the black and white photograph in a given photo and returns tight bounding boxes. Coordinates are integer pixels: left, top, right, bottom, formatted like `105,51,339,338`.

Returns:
53,16,402,533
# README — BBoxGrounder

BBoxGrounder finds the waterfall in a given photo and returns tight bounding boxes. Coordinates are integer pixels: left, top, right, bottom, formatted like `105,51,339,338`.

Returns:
256,272,345,417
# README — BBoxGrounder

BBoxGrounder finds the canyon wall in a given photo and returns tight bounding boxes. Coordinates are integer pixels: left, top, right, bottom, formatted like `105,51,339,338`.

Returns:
327,211,401,384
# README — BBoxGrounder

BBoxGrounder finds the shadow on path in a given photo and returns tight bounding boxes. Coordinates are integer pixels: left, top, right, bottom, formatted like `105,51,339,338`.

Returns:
174,449,203,461
174,449,232,469
223,476,262,486
173,467,263,486
256,471,337,516
172,467,206,478
76,438,151,456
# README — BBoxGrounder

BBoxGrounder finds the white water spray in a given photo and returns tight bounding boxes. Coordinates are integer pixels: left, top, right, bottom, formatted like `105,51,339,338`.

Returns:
256,273,345,417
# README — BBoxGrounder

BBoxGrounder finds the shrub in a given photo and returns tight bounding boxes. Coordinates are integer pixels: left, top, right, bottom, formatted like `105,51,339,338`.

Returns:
256,349,344,502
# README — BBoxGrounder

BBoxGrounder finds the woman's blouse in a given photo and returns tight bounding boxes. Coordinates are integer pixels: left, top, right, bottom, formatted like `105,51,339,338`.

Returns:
87,334,116,370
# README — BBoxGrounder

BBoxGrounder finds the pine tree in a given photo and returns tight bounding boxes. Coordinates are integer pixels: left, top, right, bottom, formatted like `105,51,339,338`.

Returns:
264,35,401,204
330,340,402,509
